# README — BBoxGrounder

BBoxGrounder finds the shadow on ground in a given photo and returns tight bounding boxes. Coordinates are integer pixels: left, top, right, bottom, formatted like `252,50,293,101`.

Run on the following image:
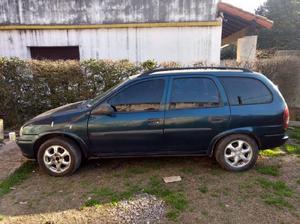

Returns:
0,141,300,223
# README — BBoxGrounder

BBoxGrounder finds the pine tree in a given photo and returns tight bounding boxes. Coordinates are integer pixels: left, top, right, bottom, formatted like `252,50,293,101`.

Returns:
256,0,300,50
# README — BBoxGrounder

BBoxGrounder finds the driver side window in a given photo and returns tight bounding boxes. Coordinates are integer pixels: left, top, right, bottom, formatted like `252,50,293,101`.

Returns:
108,79,165,112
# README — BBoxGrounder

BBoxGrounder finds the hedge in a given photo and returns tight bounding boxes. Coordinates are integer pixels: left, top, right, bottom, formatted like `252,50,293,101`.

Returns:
0,58,140,128
1,57,299,129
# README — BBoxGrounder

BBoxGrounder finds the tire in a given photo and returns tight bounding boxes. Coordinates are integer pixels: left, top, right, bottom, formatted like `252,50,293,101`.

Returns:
214,134,258,172
37,137,82,176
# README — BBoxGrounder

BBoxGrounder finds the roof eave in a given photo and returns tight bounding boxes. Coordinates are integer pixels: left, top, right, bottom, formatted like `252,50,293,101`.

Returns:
218,2,273,29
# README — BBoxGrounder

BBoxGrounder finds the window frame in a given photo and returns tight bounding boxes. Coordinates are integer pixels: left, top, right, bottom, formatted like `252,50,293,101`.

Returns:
220,77,274,106
166,76,222,111
105,77,168,114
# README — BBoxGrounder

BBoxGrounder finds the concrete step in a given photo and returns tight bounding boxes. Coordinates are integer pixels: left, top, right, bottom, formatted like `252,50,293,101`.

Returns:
290,121,300,128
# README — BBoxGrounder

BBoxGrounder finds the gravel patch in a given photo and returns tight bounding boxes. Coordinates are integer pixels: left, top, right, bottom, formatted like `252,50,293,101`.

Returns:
109,193,165,224
1,193,166,224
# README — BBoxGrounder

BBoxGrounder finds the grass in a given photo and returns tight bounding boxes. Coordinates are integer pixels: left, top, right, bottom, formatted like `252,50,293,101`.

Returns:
288,127,300,141
84,175,188,221
210,192,219,198
256,165,280,176
124,166,149,176
259,148,285,157
262,195,293,208
297,179,300,185
198,185,208,193
257,178,293,208
283,144,300,155
258,178,293,197
0,162,35,197
84,199,100,207
219,202,226,209
92,187,115,197
180,167,194,175
259,128,300,158
86,184,143,207
210,167,223,176
144,176,188,221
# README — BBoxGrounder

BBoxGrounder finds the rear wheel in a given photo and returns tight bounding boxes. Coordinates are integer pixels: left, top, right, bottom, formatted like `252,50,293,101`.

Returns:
214,134,258,172
37,137,82,176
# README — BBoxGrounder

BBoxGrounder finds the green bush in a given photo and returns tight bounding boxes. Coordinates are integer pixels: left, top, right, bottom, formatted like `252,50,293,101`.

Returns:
0,58,140,128
0,58,183,129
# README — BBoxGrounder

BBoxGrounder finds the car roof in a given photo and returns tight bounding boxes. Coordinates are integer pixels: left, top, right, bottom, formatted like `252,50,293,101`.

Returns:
136,67,259,79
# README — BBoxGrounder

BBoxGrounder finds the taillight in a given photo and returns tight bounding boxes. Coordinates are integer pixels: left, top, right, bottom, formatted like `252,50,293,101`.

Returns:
283,106,289,129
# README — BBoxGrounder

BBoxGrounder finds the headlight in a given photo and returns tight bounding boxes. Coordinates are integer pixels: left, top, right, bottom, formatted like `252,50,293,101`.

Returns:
19,126,23,137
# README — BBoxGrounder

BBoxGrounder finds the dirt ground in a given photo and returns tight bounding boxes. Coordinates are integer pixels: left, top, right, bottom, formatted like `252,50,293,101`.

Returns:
0,137,300,223
0,142,26,181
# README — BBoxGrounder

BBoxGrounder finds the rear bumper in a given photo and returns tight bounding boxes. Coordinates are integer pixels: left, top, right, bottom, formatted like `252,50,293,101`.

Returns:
16,135,38,159
260,134,288,150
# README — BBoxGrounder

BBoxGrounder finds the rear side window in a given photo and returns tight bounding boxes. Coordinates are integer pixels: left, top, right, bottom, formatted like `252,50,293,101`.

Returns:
220,77,272,105
170,78,220,110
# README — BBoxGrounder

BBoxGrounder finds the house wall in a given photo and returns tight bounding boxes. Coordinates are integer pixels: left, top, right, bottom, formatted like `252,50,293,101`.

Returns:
0,0,221,64
0,26,222,64
0,0,218,25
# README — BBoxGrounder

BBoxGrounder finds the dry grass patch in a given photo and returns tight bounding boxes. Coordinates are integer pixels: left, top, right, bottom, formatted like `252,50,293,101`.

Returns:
260,148,285,157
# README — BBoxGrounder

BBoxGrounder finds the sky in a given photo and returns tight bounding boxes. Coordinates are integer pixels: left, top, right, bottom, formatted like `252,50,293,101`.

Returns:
222,0,267,13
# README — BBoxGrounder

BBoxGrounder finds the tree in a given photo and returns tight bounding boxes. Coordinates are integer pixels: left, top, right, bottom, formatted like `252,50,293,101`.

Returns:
221,45,237,60
255,0,300,50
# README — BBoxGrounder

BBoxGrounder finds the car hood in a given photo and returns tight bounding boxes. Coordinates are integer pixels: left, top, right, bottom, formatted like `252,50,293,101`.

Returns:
24,101,87,126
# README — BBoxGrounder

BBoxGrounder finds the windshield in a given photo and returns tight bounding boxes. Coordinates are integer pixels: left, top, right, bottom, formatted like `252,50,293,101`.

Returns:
85,78,131,107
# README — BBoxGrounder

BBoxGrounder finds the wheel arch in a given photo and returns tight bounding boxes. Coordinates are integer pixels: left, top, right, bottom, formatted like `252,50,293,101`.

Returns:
208,128,261,157
33,132,89,159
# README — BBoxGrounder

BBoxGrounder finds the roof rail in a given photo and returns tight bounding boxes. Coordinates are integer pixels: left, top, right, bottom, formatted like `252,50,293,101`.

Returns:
140,66,252,76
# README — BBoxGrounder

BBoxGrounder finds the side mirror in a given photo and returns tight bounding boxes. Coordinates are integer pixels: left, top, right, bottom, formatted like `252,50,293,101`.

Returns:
91,103,114,116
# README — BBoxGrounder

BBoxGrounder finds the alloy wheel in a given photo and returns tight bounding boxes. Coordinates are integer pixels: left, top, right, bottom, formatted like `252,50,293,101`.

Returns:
224,140,253,168
43,145,71,174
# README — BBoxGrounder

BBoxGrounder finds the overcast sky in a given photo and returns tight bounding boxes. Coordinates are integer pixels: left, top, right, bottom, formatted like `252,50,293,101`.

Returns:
222,0,267,13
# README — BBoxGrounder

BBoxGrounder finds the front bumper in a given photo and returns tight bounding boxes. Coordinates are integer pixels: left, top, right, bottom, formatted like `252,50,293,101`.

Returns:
260,134,289,150
16,134,39,159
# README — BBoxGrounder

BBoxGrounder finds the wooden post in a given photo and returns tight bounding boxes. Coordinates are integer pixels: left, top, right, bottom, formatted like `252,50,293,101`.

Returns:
237,35,258,62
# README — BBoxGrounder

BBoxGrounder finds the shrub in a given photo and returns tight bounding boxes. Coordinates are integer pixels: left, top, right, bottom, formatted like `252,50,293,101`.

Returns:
0,58,182,128
0,58,140,128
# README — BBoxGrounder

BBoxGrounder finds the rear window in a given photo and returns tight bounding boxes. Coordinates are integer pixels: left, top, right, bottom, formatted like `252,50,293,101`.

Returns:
220,77,272,105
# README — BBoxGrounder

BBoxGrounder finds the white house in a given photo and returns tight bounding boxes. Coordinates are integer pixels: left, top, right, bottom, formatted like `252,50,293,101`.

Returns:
0,0,272,64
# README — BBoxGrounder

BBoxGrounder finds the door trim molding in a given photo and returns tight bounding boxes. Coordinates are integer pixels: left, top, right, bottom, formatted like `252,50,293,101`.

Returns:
89,129,162,137
165,128,212,133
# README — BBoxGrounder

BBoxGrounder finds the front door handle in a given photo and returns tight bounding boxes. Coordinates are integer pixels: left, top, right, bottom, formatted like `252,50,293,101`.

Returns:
147,118,161,125
209,116,226,123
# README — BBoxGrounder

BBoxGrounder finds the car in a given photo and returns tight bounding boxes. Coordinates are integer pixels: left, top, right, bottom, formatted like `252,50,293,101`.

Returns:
17,67,289,176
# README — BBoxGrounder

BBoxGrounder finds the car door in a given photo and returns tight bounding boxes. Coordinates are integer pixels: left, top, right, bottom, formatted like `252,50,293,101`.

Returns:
88,78,167,156
163,76,230,154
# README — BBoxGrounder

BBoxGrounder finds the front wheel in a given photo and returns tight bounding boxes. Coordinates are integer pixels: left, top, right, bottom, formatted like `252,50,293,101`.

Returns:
37,137,82,176
214,134,258,172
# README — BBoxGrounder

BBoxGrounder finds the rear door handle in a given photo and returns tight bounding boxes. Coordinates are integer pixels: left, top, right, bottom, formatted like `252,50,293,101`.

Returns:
147,118,161,125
